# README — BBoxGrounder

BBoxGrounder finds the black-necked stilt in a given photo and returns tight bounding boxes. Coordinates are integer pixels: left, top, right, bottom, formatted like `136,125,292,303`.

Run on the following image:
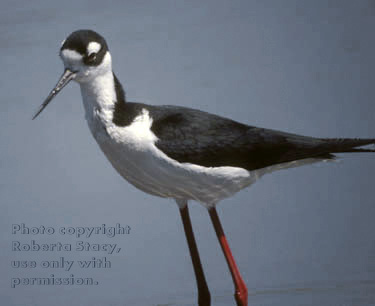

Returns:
33,30,375,306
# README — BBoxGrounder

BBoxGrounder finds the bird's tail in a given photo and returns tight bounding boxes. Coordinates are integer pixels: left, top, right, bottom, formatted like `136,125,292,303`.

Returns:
319,138,375,153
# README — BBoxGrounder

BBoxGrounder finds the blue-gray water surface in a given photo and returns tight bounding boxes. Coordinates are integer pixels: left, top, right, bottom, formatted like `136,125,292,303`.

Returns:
1,1,375,305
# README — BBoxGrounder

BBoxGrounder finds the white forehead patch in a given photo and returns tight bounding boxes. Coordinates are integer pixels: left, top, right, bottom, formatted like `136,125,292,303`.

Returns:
61,49,83,61
87,42,101,55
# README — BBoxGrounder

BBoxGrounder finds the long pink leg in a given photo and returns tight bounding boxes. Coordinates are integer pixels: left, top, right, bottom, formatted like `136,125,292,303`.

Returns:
179,203,211,306
209,207,248,306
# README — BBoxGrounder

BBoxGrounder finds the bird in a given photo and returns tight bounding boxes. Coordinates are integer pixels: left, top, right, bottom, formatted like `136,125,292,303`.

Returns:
33,29,375,306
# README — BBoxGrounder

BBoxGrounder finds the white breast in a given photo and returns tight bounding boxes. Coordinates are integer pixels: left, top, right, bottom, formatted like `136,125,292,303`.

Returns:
81,102,257,207
79,74,320,207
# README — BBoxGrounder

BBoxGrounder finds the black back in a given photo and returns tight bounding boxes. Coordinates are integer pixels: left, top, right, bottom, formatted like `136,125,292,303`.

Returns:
112,96,338,171
107,49,375,171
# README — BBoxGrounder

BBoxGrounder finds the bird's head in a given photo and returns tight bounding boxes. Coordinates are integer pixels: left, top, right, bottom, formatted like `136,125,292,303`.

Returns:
33,29,111,119
60,30,111,83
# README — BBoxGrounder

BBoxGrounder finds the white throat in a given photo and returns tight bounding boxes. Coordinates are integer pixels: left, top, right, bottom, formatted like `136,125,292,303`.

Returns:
79,69,116,130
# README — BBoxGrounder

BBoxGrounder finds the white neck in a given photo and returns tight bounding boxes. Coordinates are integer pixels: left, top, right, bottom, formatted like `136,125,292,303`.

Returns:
79,70,116,126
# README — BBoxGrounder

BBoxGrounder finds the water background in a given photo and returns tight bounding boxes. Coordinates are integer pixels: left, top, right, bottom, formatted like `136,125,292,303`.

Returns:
1,1,375,305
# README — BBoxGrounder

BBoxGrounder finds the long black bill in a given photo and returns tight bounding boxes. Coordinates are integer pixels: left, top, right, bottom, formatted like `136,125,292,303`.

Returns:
32,69,76,120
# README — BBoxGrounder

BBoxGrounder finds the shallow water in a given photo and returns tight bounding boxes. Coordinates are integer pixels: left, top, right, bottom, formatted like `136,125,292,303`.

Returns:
166,280,375,306
1,1,375,305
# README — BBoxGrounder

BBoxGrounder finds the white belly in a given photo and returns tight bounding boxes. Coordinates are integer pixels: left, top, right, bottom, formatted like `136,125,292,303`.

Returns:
78,72,328,207
98,133,256,207
86,110,259,207
86,108,322,207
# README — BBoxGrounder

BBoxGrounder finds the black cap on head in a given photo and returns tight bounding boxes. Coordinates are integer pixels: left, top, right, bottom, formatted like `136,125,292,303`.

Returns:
61,29,108,66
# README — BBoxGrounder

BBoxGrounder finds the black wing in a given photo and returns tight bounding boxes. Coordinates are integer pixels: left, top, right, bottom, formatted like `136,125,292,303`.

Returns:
124,103,375,171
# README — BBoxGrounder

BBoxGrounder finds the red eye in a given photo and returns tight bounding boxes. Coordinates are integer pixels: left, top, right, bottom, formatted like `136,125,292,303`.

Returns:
87,53,97,62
